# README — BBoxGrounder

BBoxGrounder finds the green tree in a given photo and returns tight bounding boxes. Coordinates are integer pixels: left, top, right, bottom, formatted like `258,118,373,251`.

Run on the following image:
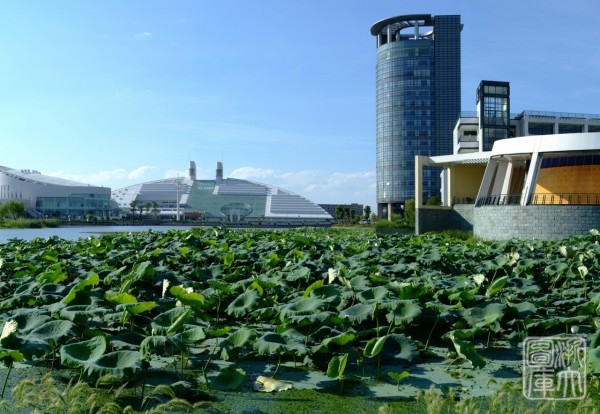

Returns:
152,202,159,218
144,202,151,218
364,205,371,220
0,201,25,219
425,196,442,206
404,199,415,228
129,200,139,218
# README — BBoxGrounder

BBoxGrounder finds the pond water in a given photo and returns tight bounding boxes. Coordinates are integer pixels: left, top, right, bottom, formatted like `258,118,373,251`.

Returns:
0,225,199,243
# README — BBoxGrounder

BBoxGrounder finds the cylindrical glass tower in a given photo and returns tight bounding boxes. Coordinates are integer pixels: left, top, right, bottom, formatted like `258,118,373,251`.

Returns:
371,15,461,218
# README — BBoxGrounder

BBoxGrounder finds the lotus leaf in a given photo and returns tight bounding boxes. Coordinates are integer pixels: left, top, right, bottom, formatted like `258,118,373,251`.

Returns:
62,272,100,305
151,307,192,335
140,335,185,357
170,285,204,308
364,335,387,358
447,331,486,369
385,300,421,326
84,350,141,380
212,366,246,390
381,334,418,363
339,303,374,324
28,320,77,346
326,353,348,380
226,289,259,317
60,335,106,369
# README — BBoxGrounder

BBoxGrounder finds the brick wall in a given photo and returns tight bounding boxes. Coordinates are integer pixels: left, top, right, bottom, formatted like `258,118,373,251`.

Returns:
474,205,600,240
416,204,474,234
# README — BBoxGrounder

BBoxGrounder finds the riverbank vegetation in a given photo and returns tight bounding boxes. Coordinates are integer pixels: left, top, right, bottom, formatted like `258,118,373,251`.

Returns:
0,227,598,412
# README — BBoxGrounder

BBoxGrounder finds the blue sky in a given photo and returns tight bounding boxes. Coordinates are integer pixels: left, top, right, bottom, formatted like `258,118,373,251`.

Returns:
1,0,599,209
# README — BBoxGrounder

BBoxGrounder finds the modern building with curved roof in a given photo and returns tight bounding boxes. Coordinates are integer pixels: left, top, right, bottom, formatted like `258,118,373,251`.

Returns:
111,162,333,225
414,80,600,239
0,166,111,219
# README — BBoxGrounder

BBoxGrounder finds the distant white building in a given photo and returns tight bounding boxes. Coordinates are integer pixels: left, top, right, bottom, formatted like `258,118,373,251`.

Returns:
0,166,112,219
111,161,333,225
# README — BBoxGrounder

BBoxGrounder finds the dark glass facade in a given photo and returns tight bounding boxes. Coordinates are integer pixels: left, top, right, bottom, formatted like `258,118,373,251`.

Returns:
477,81,510,151
371,15,461,214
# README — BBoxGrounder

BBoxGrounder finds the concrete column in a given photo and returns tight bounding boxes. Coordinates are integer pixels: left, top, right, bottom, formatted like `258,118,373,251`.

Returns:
387,202,392,221
521,146,543,205
491,161,509,202
446,167,453,206
500,161,514,199
476,159,498,203
554,119,559,134
415,156,426,207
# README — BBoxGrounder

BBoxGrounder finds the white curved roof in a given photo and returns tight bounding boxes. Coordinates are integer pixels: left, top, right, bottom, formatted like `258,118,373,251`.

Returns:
0,166,97,187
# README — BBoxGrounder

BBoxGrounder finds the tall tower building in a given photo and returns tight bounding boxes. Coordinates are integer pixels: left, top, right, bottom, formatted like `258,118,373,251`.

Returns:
371,14,462,217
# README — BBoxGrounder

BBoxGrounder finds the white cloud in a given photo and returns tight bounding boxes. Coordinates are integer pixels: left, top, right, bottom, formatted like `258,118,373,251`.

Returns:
228,166,375,206
164,169,189,179
128,165,156,179
229,167,275,180
134,32,152,41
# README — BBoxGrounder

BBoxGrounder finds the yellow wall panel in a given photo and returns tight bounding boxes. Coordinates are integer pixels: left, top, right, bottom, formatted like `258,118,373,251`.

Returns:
534,165,600,204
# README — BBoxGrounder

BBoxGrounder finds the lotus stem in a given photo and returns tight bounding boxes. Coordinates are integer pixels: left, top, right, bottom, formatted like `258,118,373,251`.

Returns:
1,364,12,399
424,317,439,351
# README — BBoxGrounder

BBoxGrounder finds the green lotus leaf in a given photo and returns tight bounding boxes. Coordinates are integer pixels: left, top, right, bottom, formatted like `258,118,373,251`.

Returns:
339,303,374,324
303,279,324,298
326,353,348,379
587,347,600,374
212,366,246,390
176,326,206,344
59,305,108,324
223,327,256,349
226,289,258,318
544,262,569,276
448,331,486,369
381,334,418,363
132,261,156,282
116,301,157,315
151,307,192,335
357,286,389,303
417,250,441,263
62,272,99,305
285,266,310,282
84,350,141,380
321,332,356,349
461,302,506,329
109,332,145,350
60,336,106,369
170,286,204,308
485,276,509,297
364,335,387,358
386,300,421,326
105,292,137,305
36,265,67,286
254,332,305,356
140,335,185,357
0,348,23,366
28,320,77,345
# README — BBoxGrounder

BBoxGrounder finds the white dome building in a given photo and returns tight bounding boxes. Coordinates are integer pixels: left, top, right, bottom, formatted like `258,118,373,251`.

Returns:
112,162,333,226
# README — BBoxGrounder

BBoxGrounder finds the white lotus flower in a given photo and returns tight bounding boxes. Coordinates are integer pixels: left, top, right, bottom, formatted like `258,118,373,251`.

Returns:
162,279,170,298
253,376,292,392
0,320,17,340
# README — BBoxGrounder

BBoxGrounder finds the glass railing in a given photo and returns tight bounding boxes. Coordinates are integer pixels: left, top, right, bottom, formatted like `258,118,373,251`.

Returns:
475,193,600,206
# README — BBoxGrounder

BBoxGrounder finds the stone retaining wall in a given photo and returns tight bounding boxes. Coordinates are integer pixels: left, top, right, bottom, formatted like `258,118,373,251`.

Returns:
474,205,600,240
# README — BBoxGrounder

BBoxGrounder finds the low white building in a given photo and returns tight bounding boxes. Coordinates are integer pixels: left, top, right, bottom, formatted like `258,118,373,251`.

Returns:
0,167,112,219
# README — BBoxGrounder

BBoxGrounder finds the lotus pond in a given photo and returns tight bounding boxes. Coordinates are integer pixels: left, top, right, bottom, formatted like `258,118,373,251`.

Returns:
0,227,598,413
